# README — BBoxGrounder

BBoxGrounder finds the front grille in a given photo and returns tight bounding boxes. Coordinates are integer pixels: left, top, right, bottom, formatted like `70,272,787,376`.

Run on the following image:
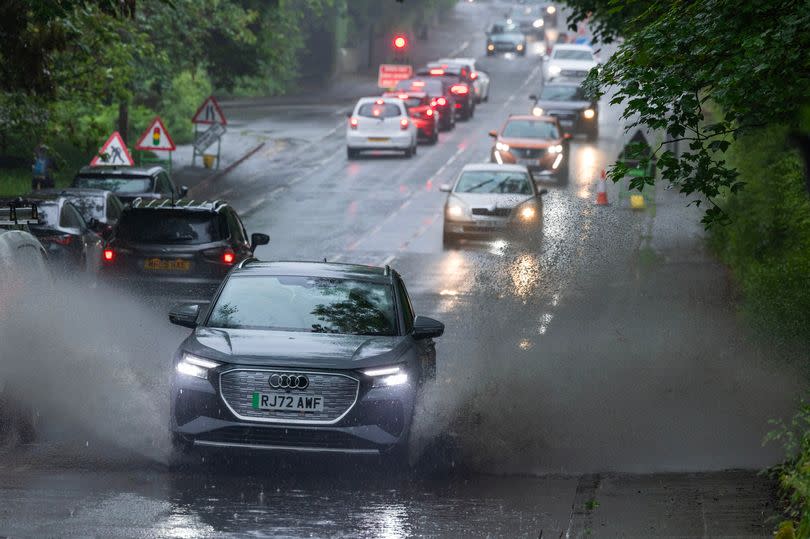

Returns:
493,42,517,50
472,208,511,217
561,69,589,78
548,111,577,123
195,426,377,450
220,369,359,424
510,148,546,159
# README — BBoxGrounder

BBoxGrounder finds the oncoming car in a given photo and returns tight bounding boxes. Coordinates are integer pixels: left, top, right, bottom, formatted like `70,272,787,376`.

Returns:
346,97,418,159
530,81,598,140
72,165,187,204
544,44,599,81
489,114,570,181
441,164,547,247
168,260,445,462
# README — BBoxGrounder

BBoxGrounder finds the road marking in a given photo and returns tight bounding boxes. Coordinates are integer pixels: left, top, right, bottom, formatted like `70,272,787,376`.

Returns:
448,40,470,57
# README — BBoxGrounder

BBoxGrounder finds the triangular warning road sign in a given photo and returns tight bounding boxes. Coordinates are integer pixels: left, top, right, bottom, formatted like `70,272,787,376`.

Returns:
90,131,134,167
191,96,227,125
135,116,176,151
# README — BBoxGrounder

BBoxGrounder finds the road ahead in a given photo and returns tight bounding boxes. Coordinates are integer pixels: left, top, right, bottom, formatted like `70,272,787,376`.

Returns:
0,2,803,537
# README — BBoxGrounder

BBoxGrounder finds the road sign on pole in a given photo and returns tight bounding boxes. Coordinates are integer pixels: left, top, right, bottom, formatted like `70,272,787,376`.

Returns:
135,116,176,152
191,96,227,125
194,123,227,153
90,131,134,166
378,64,413,89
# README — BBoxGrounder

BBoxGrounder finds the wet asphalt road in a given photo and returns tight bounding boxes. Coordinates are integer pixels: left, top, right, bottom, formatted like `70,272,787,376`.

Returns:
0,1,804,537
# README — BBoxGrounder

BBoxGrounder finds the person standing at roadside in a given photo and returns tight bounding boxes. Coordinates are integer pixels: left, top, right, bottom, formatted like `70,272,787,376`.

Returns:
31,144,57,191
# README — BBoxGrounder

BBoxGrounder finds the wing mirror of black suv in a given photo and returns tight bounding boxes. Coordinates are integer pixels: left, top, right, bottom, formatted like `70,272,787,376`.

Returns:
250,232,270,251
169,303,201,328
179,186,189,198
412,315,444,339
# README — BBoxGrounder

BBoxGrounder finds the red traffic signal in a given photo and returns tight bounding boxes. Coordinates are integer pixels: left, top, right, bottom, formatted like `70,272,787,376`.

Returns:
393,35,407,50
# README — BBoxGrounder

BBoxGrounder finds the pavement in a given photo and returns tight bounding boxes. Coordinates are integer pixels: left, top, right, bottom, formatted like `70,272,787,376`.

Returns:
0,1,806,537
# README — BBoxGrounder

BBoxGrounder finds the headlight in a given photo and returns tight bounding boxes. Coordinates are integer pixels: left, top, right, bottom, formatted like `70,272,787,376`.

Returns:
546,5,556,14
506,18,513,24
446,204,464,219
583,108,595,119
176,353,221,379
516,44,524,51
487,43,495,51
532,106,543,116
548,144,563,154
363,365,408,387
532,19,544,28
548,65,561,75
519,205,537,221
495,141,510,152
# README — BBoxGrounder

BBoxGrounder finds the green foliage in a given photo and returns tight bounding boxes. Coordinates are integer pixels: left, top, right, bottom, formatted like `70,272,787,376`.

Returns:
571,0,810,225
766,403,810,538
709,125,810,341
158,70,213,145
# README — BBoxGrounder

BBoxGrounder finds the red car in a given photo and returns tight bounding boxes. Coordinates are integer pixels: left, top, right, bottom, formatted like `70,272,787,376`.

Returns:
384,91,439,144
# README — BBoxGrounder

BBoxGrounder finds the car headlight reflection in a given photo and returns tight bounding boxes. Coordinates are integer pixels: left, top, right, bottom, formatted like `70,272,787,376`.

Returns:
176,353,221,379
548,144,563,154
516,44,524,51
363,365,409,387
583,108,595,119
548,65,561,75
495,141,510,152
532,106,543,116
532,19,544,28
487,43,495,51
519,206,537,221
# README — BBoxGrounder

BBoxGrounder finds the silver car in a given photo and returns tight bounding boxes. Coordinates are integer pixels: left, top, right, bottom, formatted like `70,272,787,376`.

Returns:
440,164,547,247
437,57,491,103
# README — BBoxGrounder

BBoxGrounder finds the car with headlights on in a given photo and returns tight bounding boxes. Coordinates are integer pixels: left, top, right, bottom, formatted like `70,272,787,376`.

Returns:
168,260,444,462
440,164,547,247
489,115,570,181
437,57,491,103
486,23,527,56
530,81,598,140
543,44,598,81
506,5,545,37
346,97,418,159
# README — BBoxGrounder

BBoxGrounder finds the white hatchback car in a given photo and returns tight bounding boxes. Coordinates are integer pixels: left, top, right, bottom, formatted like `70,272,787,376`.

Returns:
347,97,418,159
543,44,599,82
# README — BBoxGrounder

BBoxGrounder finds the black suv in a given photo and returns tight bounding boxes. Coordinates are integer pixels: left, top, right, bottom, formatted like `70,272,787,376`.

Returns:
100,199,269,299
168,260,445,461
530,81,599,140
72,165,188,204
416,64,476,120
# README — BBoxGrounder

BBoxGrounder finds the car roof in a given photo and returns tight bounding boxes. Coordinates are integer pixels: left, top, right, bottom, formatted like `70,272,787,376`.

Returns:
356,96,403,105
236,260,396,284
127,198,227,212
541,80,583,88
383,91,427,99
460,163,529,174
438,57,476,68
76,165,164,177
37,187,111,198
552,44,594,52
506,114,557,122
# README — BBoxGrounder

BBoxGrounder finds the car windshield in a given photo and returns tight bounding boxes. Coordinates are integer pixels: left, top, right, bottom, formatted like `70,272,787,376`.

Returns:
455,171,533,194
74,175,153,194
553,49,593,61
357,103,401,118
64,196,104,222
539,85,586,101
116,209,224,244
502,119,559,139
207,275,397,336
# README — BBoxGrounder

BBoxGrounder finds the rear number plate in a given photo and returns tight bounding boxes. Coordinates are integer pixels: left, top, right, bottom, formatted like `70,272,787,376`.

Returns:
367,137,390,142
143,258,190,271
252,392,324,412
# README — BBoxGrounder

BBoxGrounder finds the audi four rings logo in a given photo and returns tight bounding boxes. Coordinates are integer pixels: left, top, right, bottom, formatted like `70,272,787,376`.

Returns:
268,373,309,390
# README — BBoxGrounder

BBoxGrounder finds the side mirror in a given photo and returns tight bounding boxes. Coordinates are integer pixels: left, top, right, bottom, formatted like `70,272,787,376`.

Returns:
488,130,498,138
529,94,537,101
169,303,201,328
250,232,270,251
179,186,189,198
412,315,444,340
439,184,452,193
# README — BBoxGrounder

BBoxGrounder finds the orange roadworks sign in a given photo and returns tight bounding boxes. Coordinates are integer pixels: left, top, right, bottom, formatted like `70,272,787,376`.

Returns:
192,96,227,125
90,131,134,166
378,64,413,89
135,116,176,151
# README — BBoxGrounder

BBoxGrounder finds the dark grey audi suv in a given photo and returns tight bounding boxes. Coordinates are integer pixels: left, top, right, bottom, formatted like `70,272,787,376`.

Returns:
168,260,444,461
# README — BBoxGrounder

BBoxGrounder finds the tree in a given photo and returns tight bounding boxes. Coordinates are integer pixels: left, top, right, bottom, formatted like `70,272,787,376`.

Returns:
565,0,810,225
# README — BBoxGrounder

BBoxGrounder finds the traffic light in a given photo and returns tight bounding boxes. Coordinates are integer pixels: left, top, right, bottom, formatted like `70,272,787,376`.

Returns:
152,127,160,146
393,35,407,50
391,34,409,64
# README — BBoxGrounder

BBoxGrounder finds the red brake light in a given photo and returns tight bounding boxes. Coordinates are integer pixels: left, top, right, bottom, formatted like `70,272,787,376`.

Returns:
429,68,444,75
470,72,479,80
44,235,73,246
426,108,434,117
223,251,235,264
398,93,409,100
375,99,384,105
412,81,425,87
103,248,114,262
349,117,358,129
437,97,447,106
400,118,409,130
451,85,469,95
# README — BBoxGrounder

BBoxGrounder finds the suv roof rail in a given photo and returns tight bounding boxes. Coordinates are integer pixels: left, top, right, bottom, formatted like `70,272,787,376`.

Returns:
237,256,258,268
0,200,39,226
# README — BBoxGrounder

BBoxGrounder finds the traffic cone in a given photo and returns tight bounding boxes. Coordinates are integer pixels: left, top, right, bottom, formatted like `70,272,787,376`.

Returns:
595,169,609,206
